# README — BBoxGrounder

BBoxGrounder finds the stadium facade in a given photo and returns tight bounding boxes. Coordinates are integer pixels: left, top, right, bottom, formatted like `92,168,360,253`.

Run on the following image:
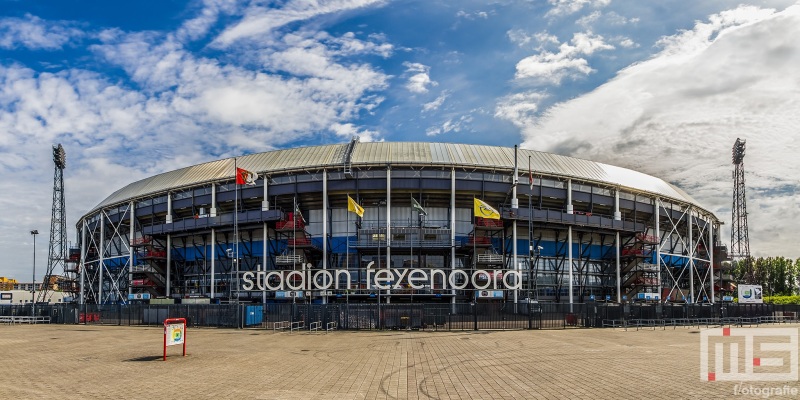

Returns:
75,140,732,306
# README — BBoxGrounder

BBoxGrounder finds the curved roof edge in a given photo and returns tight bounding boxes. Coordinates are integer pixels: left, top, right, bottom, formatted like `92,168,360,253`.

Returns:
86,142,713,219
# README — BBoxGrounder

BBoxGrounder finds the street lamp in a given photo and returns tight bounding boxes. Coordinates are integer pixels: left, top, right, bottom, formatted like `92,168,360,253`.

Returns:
30,229,39,314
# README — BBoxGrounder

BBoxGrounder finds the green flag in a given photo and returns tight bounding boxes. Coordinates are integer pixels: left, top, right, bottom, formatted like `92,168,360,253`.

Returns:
411,196,427,216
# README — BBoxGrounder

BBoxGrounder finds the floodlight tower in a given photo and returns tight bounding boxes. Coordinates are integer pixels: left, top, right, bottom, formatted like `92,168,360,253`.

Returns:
730,138,753,284
38,144,69,302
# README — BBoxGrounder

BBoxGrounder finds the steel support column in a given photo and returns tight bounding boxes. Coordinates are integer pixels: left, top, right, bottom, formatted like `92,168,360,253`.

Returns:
450,168,456,309
566,179,573,214
80,221,86,305
656,198,661,303
385,167,391,304
166,234,171,297
615,231,621,303
512,145,519,306
263,222,267,304
211,183,217,217
322,169,328,305
210,229,215,299
128,201,134,299
689,207,694,304
709,222,715,304
99,212,104,303
568,226,573,312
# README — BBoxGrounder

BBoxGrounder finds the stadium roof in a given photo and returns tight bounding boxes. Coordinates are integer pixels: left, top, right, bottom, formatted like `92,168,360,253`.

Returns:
89,142,704,213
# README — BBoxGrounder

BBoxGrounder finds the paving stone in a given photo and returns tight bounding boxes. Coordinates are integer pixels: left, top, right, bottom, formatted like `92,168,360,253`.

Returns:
1,324,799,399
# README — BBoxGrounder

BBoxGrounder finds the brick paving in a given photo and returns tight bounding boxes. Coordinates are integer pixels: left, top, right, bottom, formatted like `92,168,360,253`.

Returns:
2,324,799,399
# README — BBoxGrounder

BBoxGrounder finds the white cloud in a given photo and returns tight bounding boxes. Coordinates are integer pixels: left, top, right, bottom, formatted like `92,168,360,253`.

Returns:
0,2,395,279
617,37,637,48
403,62,437,93
507,30,559,49
508,4,800,258
494,92,547,129
514,31,613,84
423,91,449,112
576,10,602,27
425,114,473,136
456,10,490,20
89,27,389,142
0,13,84,50
330,122,382,142
577,10,639,29
546,0,611,17
212,0,386,47
175,0,240,42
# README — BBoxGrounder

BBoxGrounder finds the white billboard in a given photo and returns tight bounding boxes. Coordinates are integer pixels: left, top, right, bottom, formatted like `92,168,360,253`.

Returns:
738,284,763,304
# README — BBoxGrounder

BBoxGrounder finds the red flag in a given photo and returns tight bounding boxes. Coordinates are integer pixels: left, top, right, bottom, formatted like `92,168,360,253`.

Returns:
236,167,258,185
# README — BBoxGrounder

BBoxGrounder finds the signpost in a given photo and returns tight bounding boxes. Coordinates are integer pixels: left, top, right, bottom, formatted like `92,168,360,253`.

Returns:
163,317,186,361
737,284,763,304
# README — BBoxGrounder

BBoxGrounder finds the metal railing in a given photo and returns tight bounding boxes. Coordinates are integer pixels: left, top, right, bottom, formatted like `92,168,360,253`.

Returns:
3,302,798,331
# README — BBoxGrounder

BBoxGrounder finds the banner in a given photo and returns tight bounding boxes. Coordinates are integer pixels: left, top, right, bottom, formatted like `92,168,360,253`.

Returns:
738,284,763,304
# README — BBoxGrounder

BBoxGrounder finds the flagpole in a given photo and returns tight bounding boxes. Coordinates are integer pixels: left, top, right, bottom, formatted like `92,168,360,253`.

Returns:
346,194,349,281
234,158,239,303
293,195,297,302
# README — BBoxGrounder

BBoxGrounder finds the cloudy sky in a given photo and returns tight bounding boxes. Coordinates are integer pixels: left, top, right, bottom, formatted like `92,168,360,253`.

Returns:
1,0,798,282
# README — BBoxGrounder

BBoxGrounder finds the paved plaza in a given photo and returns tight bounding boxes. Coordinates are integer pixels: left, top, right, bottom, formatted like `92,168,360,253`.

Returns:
2,324,799,399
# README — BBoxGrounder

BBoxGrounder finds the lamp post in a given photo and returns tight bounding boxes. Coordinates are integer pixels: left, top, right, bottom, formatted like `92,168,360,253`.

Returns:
30,229,39,314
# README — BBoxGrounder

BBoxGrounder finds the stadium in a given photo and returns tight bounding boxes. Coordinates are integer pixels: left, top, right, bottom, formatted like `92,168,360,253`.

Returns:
75,139,732,308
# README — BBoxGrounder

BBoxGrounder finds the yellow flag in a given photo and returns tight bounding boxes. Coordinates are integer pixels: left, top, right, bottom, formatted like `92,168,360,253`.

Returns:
474,198,500,220
347,195,364,218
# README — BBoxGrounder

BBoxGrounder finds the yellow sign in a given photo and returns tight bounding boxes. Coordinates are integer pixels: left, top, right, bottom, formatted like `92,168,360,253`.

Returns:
474,198,500,220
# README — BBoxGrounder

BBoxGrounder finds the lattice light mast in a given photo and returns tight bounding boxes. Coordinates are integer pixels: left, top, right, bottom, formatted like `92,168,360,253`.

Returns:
730,138,753,284
38,144,68,302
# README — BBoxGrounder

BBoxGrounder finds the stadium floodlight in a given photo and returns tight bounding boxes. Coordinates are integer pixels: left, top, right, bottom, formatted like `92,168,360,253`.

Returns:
732,138,745,165
53,144,66,169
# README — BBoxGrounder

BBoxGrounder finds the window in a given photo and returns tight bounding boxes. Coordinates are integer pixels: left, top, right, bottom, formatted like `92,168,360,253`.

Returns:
619,192,636,201
455,171,481,180
592,187,612,196
296,173,321,182
421,170,450,179
194,187,211,196
357,170,386,179
392,170,421,178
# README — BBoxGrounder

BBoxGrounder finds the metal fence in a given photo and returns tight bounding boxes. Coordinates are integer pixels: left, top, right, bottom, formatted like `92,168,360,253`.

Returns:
3,302,800,330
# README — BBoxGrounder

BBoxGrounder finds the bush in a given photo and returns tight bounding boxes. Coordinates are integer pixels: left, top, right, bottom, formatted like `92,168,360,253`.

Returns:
763,295,800,305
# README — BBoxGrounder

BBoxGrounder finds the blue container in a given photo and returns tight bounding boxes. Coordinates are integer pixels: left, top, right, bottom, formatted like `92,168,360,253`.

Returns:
245,306,264,326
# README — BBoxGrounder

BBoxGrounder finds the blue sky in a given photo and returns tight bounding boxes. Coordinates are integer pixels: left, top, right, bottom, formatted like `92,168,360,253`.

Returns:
1,0,798,281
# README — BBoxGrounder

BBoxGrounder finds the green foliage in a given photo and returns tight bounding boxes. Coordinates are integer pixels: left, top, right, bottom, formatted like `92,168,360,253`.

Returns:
732,256,800,297
763,295,800,305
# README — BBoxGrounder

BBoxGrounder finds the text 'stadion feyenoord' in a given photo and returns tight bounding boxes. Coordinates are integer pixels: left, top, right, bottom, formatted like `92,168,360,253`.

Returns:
701,327,799,382
241,261,523,292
